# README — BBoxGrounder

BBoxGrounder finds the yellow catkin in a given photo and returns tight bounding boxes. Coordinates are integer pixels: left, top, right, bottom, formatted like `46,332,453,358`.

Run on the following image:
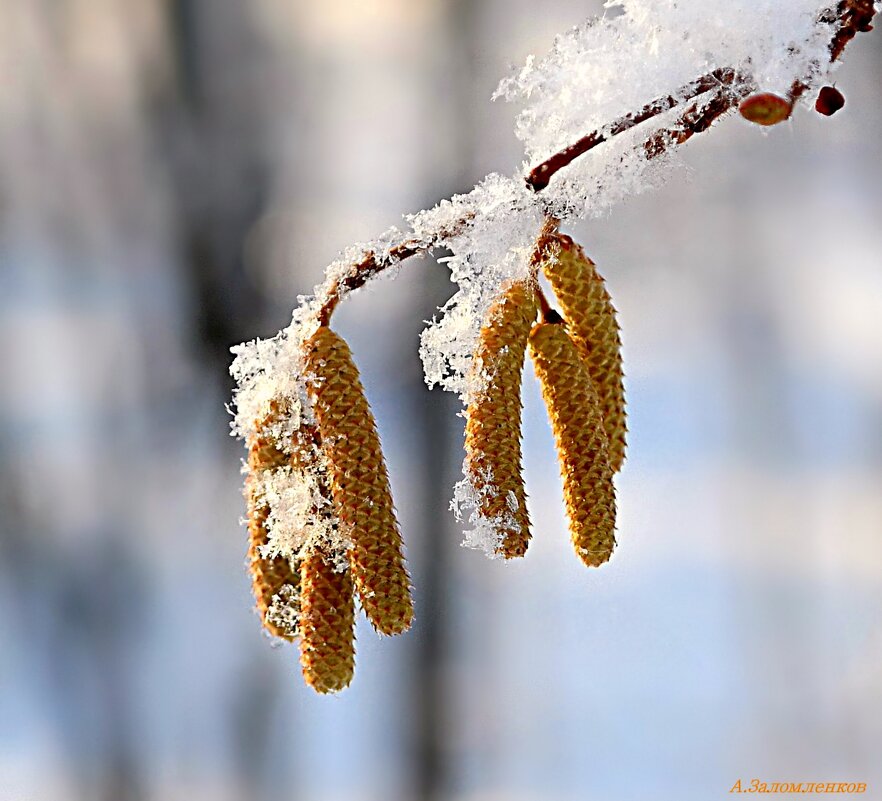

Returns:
543,235,627,472
298,546,356,693
302,326,414,635
464,279,538,557
529,321,617,568
246,422,301,641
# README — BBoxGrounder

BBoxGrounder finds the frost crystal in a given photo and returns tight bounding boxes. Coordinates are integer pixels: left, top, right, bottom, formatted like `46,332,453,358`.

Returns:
258,466,341,564
451,473,518,559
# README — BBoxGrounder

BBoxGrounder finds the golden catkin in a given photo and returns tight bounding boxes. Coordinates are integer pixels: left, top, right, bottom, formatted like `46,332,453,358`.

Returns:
542,235,627,472
298,547,356,693
246,422,301,640
464,279,537,558
529,321,617,568
302,326,414,635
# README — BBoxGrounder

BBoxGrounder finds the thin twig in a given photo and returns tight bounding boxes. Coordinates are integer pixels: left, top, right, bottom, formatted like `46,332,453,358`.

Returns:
789,0,876,102
526,0,876,193
318,241,424,327
642,87,743,161
316,0,875,325
534,283,556,323
317,214,475,326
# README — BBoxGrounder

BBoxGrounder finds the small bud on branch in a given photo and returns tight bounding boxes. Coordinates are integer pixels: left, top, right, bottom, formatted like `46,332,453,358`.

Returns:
816,85,846,115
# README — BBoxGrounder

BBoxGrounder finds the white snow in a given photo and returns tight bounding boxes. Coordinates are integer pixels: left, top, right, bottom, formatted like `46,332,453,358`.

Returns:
451,469,519,559
414,174,544,398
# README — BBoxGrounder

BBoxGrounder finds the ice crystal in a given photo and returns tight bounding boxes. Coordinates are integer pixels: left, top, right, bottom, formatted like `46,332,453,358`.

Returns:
258,466,341,564
451,471,518,559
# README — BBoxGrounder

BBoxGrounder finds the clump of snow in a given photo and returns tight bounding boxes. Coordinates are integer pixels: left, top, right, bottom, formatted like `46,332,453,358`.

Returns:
257,465,345,565
498,0,834,163
414,174,543,398
265,585,301,638
496,0,840,217
451,477,505,557
229,319,314,446
450,469,524,559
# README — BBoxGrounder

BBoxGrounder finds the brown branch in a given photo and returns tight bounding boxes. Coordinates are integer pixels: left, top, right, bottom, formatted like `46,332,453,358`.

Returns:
316,0,875,326
526,0,876,193
317,213,475,326
827,0,876,60
788,0,876,103
642,87,743,161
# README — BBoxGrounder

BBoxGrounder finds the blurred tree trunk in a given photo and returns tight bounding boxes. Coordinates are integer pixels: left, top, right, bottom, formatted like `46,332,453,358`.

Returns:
163,0,273,395
409,2,479,800
162,4,292,800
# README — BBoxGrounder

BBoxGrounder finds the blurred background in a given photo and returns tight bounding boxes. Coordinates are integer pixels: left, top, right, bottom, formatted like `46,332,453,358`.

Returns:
1,2,881,800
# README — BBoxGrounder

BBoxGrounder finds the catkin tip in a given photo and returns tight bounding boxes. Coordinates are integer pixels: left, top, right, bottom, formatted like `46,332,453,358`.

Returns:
299,546,356,693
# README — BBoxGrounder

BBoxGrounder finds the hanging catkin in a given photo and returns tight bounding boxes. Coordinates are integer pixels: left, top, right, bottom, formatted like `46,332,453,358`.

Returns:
543,235,627,472
463,279,537,557
302,326,414,635
246,418,302,640
298,546,356,693
529,319,617,567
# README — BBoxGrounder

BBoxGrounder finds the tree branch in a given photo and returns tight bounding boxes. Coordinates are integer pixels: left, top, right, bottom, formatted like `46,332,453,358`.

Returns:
316,0,875,326
526,0,876,192
526,68,745,192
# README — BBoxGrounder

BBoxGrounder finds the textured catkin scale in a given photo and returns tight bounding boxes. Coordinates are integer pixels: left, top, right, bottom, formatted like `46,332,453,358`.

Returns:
298,547,356,693
302,326,414,636
246,422,302,640
543,235,627,472
529,322,616,568
464,279,538,557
